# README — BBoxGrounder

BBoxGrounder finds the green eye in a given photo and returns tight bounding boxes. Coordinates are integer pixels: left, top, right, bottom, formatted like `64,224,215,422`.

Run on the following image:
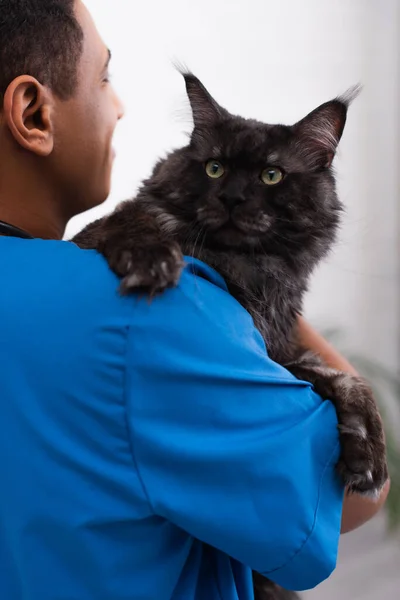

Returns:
206,160,225,179
261,167,284,186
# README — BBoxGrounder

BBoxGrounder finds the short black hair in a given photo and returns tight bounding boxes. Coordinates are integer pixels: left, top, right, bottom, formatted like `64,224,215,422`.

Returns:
0,0,84,105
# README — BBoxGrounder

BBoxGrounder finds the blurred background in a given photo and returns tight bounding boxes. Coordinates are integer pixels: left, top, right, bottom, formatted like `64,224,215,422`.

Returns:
68,1,400,597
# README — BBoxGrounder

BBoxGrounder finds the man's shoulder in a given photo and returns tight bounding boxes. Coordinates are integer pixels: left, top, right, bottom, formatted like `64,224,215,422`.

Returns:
0,238,245,329
1,237,122,306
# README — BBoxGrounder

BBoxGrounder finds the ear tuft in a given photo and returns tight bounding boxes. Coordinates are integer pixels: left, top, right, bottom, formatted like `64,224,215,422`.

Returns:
293,85,361,169
338,83,362,107
174,65,227,128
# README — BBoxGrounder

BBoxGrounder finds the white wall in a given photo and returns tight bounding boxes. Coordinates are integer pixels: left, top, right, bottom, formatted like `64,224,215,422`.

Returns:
68,0,400,368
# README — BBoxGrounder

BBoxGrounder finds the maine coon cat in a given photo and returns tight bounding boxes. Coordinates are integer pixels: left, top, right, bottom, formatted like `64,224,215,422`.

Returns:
73,72,388,600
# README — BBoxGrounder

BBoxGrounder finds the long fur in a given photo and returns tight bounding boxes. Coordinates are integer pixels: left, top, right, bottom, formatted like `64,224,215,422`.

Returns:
73,73,387,600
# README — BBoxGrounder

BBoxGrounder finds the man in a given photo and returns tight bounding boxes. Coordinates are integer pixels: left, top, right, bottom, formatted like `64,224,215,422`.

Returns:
0,1,389,599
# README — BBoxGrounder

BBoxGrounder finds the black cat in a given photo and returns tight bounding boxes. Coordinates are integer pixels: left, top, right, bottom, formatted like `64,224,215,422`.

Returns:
73,72,388,600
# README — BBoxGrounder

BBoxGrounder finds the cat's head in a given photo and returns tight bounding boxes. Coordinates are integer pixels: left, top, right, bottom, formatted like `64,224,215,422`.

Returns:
143,72,358,273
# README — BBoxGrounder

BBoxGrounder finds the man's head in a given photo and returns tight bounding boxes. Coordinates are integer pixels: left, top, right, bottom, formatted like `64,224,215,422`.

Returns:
0,0,124,236
0,0,84,106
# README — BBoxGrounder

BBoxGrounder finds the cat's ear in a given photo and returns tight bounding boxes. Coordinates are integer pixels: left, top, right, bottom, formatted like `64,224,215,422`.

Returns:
182,72,227,128
293,85,360,169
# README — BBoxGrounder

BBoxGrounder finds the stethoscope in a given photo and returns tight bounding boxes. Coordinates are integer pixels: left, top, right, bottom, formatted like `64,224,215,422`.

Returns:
0,220,34,239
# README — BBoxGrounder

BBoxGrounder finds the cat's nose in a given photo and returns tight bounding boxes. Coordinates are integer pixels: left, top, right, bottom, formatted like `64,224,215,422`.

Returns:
219,193,246,211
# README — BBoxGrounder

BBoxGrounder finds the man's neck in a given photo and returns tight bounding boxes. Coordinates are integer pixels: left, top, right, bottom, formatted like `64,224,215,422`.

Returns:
0,148,67,240
0,204,64,240
0,220,34,239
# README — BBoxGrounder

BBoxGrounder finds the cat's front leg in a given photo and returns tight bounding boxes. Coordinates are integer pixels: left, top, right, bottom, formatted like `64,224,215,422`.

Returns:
285,352,388,498
72,200,184,296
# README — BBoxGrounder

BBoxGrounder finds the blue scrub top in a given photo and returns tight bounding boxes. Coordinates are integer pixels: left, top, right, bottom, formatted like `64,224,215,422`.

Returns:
0,238,343,600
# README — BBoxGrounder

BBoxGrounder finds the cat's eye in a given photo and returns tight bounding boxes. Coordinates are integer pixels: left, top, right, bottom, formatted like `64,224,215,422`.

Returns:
261,167,284,186
205,160,225,179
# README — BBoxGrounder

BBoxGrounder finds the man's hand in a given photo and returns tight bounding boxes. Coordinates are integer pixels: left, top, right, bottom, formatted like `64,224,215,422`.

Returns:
341,479,391,533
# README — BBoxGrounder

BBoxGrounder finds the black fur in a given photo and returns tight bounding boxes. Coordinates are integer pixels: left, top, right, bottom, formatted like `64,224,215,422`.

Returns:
73,73,388,600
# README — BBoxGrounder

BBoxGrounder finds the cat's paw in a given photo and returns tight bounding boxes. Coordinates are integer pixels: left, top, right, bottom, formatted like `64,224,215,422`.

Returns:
103,240,185,297
332,375,388,498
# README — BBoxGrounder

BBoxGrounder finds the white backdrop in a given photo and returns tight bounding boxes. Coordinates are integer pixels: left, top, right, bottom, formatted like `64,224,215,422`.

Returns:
67,0,400,369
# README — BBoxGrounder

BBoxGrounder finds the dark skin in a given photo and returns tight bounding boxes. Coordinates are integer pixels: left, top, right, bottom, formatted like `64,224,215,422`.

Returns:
0,0,389,536
0,0,124,239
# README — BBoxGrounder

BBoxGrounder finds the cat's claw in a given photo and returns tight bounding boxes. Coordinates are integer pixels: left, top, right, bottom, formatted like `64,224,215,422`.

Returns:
332,375,388,498
104,241,185,297
287,360,388,499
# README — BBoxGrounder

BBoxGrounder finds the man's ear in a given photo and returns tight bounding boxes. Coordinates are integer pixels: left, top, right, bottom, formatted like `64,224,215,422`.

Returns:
2,76,55,156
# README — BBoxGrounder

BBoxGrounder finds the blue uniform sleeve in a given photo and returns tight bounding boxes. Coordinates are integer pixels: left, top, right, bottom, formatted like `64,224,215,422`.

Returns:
125,266,344,592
